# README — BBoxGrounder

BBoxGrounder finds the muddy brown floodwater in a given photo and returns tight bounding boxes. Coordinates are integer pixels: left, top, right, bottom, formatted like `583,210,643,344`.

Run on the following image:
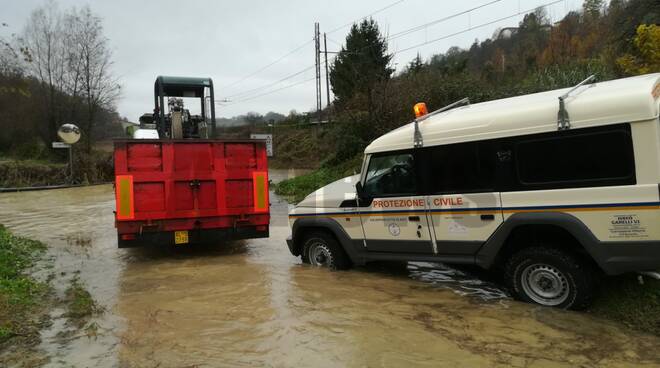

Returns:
1,169,660,367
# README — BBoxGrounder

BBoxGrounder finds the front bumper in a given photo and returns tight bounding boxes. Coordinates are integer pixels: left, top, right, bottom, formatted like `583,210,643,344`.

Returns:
286,235,299,256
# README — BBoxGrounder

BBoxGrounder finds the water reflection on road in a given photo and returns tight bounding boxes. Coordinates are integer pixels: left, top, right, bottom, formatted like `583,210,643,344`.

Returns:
0,169,658,367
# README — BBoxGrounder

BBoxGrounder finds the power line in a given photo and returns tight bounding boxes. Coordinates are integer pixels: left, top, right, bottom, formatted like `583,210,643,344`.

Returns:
218,0,405,94
326,0,407,34
327,0,503,57
221,0,406,105
223,65,316,99
227,56,338,104
219,38,314,92
393,0,564,55
229,77,317,105
223,0,564,107
387,0,503,41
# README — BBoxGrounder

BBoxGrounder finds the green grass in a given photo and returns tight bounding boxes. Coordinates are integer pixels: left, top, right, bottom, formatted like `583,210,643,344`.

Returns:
274,155,363,203
590,275,660,336
0,225,48,343
65,277,99,325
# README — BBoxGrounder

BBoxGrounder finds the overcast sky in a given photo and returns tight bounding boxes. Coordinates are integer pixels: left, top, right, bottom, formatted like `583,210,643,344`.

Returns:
4,0,583,120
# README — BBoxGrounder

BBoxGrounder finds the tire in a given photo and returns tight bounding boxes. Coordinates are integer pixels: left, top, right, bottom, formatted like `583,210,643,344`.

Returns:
504,246,596,310
302,232,351,270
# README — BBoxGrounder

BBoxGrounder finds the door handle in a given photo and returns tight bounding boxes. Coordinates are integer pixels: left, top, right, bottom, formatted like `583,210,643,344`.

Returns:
408,216,420,222
480,214,495,221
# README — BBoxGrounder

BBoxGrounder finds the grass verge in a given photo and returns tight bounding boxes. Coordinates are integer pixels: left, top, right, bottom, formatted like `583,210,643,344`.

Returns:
590,275,660,336
65,276,100,328
0,150,112,188
274,155,363,203
0,225,49,345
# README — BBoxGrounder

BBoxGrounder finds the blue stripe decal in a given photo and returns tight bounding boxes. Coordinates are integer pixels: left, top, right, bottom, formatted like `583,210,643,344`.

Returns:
503,201,660,211
289,201,660,217
430,207,501,213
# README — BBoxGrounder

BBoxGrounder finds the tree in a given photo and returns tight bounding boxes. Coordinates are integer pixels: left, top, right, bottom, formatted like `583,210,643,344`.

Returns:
583,0,604,19
70,6,120,152
245,111,263,127
20,2,119,153
21,1,68,147
406,53,424,74
329,19,393,111
617,24,660,75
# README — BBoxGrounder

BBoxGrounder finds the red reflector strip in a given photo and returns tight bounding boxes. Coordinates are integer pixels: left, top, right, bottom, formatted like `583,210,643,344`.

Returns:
121,233,136,240
252,171,269,213
115,175,134,220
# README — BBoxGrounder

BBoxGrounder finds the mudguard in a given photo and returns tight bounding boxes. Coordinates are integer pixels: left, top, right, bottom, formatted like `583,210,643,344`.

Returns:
476,212,660,275
290,217,365,265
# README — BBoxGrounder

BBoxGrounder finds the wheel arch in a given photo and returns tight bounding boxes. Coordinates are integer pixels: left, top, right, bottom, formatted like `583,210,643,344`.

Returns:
476,212,604,271
291,217,363,264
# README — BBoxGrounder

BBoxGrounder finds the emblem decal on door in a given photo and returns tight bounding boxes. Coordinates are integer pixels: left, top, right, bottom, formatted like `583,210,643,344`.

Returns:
388,223,401,237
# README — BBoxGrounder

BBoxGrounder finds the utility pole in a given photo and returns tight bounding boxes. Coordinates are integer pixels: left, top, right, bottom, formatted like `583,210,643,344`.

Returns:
314,22,322,123
323,32,331,121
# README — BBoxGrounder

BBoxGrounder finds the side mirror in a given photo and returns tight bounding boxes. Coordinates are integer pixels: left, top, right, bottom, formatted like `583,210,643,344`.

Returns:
355,181,365,200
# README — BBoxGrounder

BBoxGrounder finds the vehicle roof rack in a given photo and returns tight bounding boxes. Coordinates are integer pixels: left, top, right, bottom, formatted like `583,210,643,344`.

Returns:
557,75,596,131
414,97,470,148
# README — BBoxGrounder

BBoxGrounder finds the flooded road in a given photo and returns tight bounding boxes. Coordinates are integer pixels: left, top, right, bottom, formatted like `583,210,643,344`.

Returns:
1,169,659,367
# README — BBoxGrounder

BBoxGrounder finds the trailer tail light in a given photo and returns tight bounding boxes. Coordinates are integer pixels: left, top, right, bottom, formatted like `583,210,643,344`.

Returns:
252,171,269,213
121,233,136,240
414,102,428,118
115,175,135,220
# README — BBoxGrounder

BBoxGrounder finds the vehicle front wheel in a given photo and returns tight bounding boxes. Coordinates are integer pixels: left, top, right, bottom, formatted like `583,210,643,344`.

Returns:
302,232,351,270
505,246,597,310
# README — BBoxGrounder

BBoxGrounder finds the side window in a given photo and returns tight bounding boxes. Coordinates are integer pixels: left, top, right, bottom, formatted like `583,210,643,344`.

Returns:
428,142,495,194
363,152,417,197
515,125,635,189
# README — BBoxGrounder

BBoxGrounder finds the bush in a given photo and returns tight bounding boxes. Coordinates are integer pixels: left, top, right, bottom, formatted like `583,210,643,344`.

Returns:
0,225,47,343
275,154,363,203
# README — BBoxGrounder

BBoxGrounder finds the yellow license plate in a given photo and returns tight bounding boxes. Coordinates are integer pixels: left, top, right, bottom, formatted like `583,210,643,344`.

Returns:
174,231,189,245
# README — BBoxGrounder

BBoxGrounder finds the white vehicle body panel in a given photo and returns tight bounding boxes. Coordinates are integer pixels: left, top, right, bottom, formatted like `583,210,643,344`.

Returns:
365,73,660,154
288,73,660,276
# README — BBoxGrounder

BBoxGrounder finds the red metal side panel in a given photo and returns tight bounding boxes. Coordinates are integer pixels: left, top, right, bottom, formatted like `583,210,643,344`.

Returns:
134,182,165,212
225,180,253,208
114,140,270,232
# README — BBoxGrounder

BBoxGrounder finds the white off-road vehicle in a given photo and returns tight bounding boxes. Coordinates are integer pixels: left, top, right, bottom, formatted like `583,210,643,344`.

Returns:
286,73,660,309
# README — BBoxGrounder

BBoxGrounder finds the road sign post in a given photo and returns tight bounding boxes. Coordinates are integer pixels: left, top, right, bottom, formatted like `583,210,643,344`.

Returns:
250,134,273,157
56,124,81,184
52,142,73,181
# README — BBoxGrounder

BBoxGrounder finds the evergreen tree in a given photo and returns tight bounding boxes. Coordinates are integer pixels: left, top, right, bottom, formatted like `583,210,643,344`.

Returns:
329,19,393,107
406,53,424,74
583,0,604,18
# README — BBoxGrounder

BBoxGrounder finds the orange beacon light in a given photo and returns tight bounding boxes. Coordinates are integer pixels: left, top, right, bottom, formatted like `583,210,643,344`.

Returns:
414,102,428,118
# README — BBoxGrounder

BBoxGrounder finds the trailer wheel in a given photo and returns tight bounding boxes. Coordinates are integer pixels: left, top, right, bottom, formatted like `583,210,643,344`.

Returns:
505,246,596,310
302,232,351,270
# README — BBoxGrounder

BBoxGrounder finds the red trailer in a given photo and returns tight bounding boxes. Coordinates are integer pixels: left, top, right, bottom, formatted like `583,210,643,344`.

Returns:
113,139,269,247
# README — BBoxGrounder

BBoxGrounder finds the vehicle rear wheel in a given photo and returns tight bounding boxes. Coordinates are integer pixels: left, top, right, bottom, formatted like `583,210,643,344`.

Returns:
302,232,351,270
505,246,596,310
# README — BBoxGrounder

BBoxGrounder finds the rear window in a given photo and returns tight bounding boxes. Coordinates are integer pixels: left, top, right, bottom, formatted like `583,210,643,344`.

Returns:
427,141,495,194
516,125,635,189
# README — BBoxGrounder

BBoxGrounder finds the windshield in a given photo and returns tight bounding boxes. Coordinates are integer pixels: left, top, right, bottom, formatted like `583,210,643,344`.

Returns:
363,152,416,197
